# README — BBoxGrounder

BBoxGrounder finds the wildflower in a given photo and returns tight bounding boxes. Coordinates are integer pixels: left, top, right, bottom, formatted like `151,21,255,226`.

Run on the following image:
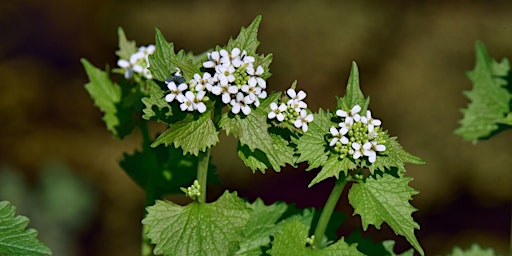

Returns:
211,81,238,104
363,141,386,163
165,81,188,103
230,92,252,115
294,110,314,132
203,51,221,68
268,102,287,121
329,127,349,146
117,44,155,80
336,105,361,125
361,110,381,133
246,65,266,89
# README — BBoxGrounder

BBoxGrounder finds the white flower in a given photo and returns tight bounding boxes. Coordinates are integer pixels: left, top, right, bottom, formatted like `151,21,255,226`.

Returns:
268,102,287,121
216,64,236,84
211,82,238,104
361,110,382,133
351,142,364,159
178,91,196,112
165,81,188,102
230,92,252,115
363,141,386,163
294,109,314,132
192,73,213,92
247,65,266,89
329,127,349,146
203,51,221,68
220,48,241,66
193,90,207,113
287,88,307,102
336,105,361,125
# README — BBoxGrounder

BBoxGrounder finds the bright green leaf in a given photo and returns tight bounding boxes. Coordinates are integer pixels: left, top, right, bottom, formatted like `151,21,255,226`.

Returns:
337,61,370,112
308,156,355,187
82,59,135,138
294,109,333,171
455,41,512,141
141,80,174,123
348,174,423,255
447,244,496,256
0,201,52,256
268,219,363,256
149,29,200,82
143,191,250,256
221,94,295,172
235,199,288,256
227,16,262,56
152,110,219,156
115,27,137,60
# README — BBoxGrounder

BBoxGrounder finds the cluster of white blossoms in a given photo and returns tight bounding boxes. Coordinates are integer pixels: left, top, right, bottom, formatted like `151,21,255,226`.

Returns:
117,45,155,80
268,88,314,132
203,48,267,115
328,105,386,163
164,47,268,115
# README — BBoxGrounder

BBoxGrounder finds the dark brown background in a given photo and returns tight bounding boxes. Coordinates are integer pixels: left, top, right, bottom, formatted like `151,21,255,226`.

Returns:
1,0,511,255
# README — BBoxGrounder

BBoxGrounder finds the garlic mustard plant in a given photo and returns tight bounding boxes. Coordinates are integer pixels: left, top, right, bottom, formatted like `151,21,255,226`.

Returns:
81,16,425,256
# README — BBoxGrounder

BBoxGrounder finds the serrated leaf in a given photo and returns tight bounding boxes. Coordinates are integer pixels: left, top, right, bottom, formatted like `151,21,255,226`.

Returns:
369,136,425,174
268,219,363,256
308,156,355,187
120,143,207,199
382,240,414,256
141,80,174,122
447,244,496,256
345,231,388,256
115,27,137,60
337,62,370,111
149,29,200,82
221,94,295,172
82,59,135,138
294,109,333,170
0,201,52,256
143,191,250,256
227,16,262,55
235,199,288,256
152,110,219,156
348,174,423,255
455,41,512,141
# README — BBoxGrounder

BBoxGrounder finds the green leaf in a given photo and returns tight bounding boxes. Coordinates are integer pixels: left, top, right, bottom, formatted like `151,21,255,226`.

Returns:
152,110,219,156
115,27,137,60
348,174,423,255
221,94,295,172
369,136,425,174
337,61,370,111
382,240,414,256
149,29,201,82
294,109,333,170
227,16,262,56
82,59,135,138
141,80,174,123
235,199,288,256
455,41,512,141
268,219,363,256
345,231,389,256
0,201,52,256
120,143,208,199
143,191,250,256
308,156,355,188
447,244,496,256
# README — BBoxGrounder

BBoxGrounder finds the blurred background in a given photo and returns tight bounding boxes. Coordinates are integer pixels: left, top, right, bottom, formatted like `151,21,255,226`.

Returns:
1,0,512,255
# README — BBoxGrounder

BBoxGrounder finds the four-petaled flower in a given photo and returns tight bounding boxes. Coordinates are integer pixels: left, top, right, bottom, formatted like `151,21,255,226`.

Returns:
268,102,287,121
294,110,314,132
336,105,361,125
165,81,188,103
361,110,382,133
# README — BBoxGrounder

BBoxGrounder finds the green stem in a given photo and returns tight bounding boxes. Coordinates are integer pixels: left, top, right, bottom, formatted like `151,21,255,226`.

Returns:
197,147,211,203
312,177,348,249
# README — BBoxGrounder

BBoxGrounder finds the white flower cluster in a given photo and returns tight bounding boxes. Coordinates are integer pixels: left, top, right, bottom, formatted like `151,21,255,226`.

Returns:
164,47,268,115
268,88,313,132
329,105,386,163
165,69,209,113
117,45,155,80
203,48,267,115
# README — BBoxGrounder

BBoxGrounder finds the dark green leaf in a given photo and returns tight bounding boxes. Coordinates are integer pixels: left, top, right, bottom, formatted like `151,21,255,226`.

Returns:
309,156,355,188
